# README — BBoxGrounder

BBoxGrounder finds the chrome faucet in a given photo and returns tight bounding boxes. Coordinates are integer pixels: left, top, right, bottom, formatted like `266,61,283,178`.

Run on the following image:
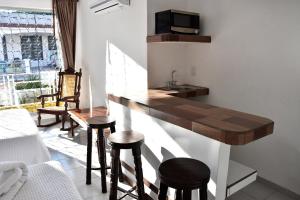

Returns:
172,70,176,83
167,70,177,88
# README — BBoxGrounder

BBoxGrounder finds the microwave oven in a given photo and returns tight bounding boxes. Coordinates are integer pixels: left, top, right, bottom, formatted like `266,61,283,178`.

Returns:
155,9,200,35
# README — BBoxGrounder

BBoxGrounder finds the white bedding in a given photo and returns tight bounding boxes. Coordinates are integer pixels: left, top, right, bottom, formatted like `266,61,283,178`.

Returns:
13,161,82,200
0,109,50,164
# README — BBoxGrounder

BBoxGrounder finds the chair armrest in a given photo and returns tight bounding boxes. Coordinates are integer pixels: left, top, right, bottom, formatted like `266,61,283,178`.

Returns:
61,94,79,101
38,93,58,108
62,95,80,111
37,93,58,99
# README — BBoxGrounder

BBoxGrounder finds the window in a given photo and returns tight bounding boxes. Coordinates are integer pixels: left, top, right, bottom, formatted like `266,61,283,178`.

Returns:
21,35,43,60
0,9,63,108
48,35,57,50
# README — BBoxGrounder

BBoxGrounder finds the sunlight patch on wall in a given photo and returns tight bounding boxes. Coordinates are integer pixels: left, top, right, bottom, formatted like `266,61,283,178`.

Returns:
106,41,147,95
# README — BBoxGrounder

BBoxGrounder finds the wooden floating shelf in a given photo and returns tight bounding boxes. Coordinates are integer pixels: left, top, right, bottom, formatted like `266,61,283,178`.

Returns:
147,33,211,43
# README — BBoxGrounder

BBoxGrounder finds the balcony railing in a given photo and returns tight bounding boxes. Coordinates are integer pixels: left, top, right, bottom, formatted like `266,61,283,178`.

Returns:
0,70,57,108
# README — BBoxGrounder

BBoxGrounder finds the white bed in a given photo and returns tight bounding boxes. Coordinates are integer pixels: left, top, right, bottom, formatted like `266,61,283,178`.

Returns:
0,109,50,164
14,161,82,200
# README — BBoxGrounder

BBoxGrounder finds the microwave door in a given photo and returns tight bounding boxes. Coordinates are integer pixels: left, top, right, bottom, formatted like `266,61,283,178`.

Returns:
171,12,200,34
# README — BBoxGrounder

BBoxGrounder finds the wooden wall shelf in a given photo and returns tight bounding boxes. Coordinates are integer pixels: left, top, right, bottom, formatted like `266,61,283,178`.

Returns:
147,33,211,43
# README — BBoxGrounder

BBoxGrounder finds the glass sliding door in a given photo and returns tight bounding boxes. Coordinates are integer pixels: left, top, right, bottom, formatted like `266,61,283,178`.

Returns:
0,8,63,112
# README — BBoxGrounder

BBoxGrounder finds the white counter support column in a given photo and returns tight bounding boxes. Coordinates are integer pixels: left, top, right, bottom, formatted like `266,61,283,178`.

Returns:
215,143,231,200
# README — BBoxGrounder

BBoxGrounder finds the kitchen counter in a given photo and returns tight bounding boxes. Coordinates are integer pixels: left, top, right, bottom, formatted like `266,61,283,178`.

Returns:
108,89,274,145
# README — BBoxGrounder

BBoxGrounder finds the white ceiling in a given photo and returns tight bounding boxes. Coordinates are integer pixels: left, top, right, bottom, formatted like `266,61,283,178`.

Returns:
0,0,52,10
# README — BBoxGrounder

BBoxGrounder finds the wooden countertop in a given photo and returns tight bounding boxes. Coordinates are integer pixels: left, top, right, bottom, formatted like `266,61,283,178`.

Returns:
108,89,274,145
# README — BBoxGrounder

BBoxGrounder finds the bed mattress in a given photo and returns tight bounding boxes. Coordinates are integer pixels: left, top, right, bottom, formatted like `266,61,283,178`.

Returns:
0,109,50,164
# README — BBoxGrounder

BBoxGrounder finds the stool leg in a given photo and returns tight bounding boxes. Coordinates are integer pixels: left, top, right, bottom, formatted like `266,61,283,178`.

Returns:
183,190,192,200
200,184,207,200
109,147,120,200
61,113,66,130
118,161,124,182
103,135,109,176
86,127,92,185
176,190,183,200
37,112,41,126
158,182,168,200
110,124,116,133
132,147,145,200
70,117,74,137
98,128,107,193
109,125,124,182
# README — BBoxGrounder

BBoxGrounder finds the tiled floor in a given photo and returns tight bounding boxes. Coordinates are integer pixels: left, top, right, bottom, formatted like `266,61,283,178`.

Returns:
38,121,298,200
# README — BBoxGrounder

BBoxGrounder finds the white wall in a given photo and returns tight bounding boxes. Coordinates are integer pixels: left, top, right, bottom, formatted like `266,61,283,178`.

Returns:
185,0,300,195
5,35,21,60
148,43,188,88
148,0,300,195
147,0,189,88
77,0,148,108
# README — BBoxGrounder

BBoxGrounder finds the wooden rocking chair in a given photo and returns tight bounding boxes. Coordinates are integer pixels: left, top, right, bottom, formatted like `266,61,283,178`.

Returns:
37,68,82,131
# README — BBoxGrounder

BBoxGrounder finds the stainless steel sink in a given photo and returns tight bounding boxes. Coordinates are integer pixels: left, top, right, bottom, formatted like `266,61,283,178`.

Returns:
159,86,192,91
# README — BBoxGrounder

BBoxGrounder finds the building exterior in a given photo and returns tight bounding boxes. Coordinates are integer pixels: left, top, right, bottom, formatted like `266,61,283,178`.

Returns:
0,10,60,73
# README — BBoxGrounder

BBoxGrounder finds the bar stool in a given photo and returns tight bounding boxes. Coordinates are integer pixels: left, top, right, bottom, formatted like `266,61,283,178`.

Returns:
158,158,210,200
86,116,123,193
108,131,145,200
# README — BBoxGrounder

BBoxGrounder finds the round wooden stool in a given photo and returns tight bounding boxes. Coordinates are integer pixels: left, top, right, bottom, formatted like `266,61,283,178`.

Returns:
86,116,123,193
158,158,210,200
108,131,145,200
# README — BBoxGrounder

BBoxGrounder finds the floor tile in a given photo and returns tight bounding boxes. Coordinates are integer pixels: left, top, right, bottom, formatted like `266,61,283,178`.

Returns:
266,192,297,200
227,191,255,200
66,166,98,182
85,195,108,200
59,157,85,170
49,148,73,160
77,182,105,199
241,180,276,199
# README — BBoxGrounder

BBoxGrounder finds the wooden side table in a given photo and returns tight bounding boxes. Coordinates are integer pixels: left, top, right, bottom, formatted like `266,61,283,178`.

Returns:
68,107,109,137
